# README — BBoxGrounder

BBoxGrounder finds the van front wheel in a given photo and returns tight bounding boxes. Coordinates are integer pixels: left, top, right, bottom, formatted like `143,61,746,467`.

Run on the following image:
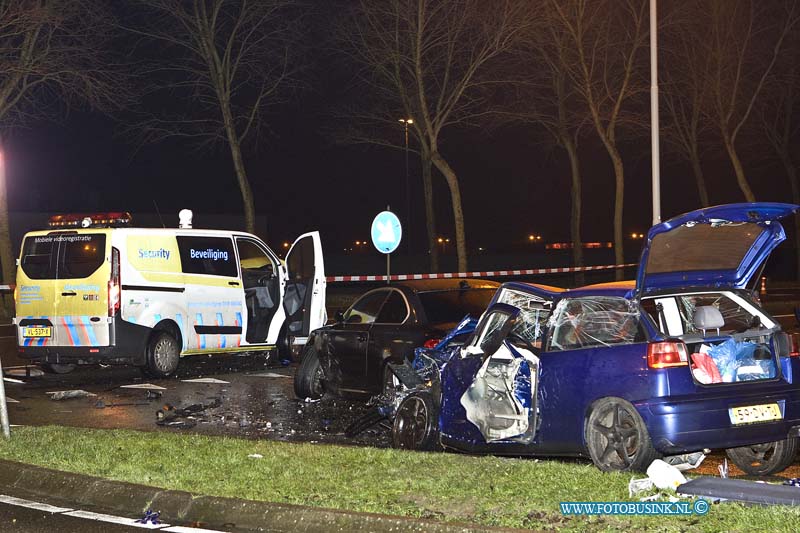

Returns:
143,331,180,378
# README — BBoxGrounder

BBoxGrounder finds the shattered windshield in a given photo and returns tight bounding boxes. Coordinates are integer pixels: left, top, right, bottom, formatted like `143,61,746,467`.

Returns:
495,288,551,347
547,297,643,351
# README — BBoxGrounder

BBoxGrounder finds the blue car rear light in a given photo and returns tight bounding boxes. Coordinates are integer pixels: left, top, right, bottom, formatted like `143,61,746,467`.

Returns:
648,341,689,369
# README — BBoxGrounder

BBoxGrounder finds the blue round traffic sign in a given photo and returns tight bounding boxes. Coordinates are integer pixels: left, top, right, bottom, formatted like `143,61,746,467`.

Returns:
371,211,402,254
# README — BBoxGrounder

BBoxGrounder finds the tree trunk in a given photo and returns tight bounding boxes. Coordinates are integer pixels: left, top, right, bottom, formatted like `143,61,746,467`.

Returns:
689,147,709,207
610,148,625,281
722,134,756,202
563,133,584,285
220,101,256,235
0,143,15,318
430,151,467,272
420,147,439,272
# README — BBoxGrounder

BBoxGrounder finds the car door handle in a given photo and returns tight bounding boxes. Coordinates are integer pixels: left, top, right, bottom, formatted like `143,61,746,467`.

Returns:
61,291,77,296
357,334,367,342
229,281,240,286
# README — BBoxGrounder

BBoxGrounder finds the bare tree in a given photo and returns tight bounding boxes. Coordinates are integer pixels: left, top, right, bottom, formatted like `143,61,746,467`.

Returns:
758,34,800,275
660,1,713,208
704,0,799,202
0,0,120,315
129,0,303,235
338,0,527,272
510,10,589,277
548,0,649,277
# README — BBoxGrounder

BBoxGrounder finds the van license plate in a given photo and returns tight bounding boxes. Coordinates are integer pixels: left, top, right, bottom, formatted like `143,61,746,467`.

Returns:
729,403,782,425
23,327,52,338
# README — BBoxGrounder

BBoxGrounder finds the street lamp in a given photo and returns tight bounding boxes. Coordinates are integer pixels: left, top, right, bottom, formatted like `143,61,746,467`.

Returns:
399,118,413,253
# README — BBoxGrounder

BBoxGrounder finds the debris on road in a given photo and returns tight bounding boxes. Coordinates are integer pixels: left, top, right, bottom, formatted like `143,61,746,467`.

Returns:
4,367,44,378
94,399,150,409
249,372,291,379
47,390,96,401
646,459,688,491
663,451,707,471
135,509,161,525
718,458,729,478
119,383,167,390
181,378,230,384
5,397,18,403
144,389,163,400
155,398,222,428
628,477,655,498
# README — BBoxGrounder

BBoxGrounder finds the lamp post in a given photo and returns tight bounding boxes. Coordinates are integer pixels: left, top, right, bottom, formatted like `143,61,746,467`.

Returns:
398,118,413,252
650,0,661,225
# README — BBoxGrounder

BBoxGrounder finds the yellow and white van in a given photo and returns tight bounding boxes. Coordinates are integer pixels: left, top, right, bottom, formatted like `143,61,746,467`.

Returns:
13,211,325,377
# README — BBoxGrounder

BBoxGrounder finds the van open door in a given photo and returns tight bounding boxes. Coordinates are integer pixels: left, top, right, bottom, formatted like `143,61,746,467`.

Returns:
282,231,326,345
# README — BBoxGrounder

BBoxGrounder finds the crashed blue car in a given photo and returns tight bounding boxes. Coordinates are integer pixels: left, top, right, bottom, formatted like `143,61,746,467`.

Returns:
392,203,800,474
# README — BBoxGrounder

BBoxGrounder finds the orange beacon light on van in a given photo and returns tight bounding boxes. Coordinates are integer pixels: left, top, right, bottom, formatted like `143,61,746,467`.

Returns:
48,212,132,228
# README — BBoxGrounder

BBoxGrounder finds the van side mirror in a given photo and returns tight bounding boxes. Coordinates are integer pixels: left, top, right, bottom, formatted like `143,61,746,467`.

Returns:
335,310,345,323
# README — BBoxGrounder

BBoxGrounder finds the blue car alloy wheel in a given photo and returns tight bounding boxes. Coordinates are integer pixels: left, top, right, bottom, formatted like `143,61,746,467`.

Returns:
585,397,659,472
392,390,439,451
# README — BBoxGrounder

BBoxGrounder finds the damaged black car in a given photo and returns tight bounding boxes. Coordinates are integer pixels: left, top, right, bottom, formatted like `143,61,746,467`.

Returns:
293,279,499,401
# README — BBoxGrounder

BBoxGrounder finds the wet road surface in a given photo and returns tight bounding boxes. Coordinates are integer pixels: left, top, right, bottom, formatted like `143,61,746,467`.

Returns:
2,347,390,448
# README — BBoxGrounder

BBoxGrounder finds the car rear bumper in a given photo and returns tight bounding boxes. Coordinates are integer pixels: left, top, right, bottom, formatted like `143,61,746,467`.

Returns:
16,315,151,366
639,388,800,453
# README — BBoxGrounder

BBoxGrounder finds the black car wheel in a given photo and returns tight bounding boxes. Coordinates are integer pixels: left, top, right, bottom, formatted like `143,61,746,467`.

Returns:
585,397,659,472
143,331,180,378
726,437,799,476
392,390,439,451
41,363,76,374
294,344,325,400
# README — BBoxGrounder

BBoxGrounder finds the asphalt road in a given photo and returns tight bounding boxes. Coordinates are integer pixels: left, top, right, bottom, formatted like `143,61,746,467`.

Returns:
1,338,390,448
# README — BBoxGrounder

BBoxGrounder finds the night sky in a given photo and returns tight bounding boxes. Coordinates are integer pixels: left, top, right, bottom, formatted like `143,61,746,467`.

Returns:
2,2,796,264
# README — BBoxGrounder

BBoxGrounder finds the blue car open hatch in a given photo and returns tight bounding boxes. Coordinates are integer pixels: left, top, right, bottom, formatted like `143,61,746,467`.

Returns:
635,202,799,297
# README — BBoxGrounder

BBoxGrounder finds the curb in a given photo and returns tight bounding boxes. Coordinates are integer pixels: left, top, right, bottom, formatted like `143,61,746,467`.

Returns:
0,459,520,532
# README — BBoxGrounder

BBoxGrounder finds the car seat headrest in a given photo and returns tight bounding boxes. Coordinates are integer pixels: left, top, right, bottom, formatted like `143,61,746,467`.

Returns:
693,306,724,330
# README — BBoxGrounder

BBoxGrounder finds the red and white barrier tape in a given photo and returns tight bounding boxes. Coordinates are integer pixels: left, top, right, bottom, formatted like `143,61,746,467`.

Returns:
0,263,635,289
326,263,637,282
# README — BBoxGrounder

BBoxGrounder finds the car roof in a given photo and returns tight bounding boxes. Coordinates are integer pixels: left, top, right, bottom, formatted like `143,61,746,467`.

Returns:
393,278,500,293
561,280,636,299
501,281,566,295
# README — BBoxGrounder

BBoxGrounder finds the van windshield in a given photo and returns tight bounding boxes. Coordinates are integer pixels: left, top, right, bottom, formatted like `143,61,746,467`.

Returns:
20,233,106,280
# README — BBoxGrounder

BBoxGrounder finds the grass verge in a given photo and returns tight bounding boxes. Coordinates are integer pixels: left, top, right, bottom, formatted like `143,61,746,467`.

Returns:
0,426,797,532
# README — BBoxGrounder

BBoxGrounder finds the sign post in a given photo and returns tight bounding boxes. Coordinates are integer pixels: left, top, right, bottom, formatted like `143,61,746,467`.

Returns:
0,355,10,438
371,209,402,284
